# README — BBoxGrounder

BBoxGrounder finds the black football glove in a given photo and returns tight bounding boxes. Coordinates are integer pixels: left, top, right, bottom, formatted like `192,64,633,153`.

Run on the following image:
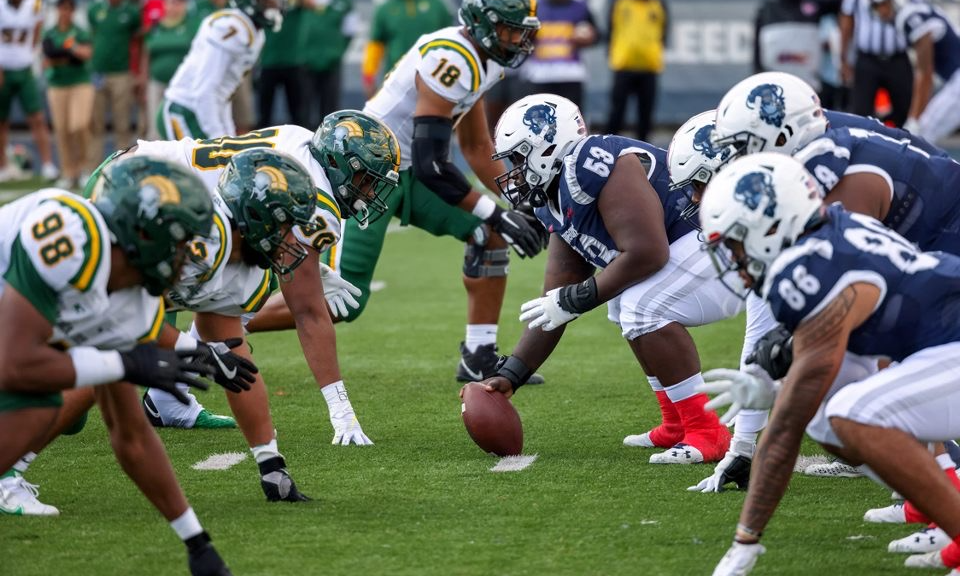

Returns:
746,324,794,380
119,343,213,404
514,200,550,252
487,205,544,258
191,338,258,393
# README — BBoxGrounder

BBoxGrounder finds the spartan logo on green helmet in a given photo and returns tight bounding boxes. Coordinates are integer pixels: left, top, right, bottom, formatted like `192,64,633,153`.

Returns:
217,148,318,276
91,156,214,297
460,0,540,68
309,110,401,230
228,0,285,32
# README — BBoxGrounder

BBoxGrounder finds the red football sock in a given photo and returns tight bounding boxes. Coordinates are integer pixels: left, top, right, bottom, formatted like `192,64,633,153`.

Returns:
648,390,684,448
904,501,931,524
673,393,731,462
946,467,960,492
940,537,960,568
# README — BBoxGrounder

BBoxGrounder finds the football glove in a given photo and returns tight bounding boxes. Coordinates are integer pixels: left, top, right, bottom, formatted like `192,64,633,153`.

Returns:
514,200,550,252
519,288,581,331
119,344,213,404
488,206,544,258
712,542,766,576
322,382,373,446
699,365,780,425
319,263,362,319
191,338,258,394
746,324,793,380
688,439,755,493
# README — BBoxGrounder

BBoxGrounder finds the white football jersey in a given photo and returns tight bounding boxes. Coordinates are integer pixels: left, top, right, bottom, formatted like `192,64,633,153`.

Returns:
135,125,343,257
0,189,163,351
166,200,275,316
164,9,265,137
364,26,505,170
0,0,42,70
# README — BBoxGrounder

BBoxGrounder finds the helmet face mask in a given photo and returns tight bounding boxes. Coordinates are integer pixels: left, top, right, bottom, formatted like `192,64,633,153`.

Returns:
460,0,540,68
217,148,318,277
309,110,401,230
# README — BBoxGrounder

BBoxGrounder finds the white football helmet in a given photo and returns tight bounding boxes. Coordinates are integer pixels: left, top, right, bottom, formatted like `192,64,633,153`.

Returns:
714,72,828,159
492,93,587,207
667,110,733,191
699,152,823,288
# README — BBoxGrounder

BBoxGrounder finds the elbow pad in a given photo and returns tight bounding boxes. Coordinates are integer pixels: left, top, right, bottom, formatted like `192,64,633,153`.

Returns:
411,116,472,206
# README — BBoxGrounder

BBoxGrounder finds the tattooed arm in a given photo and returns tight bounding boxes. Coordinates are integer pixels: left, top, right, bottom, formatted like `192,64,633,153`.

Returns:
734,283,881,542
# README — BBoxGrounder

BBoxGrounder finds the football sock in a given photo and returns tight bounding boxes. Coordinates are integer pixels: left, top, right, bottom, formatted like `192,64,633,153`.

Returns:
12,452,36,474
733,409,768,437
646,376,683,447
251,437,280,464
904,500,930,524
941,537,960,568
170,507,203,541
465,324,497,353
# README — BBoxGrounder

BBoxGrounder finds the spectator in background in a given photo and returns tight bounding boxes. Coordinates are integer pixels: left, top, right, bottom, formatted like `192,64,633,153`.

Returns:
519,0,597,110
300,0,358,128
753,0,822,91
43,0,95,189
141,0,195,139
361,0,452,99
839,0,911,126
606,0,667,141
88,0,141,157
819,4,851,110
258,0,305,127
0,0,59,182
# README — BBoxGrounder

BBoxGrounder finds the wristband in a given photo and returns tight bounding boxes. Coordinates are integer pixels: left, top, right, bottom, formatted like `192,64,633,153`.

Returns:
557,276,600,314
175,331,199,352
735,523,763,543
472,195,497,220
496,355,533,393
67,347,126,388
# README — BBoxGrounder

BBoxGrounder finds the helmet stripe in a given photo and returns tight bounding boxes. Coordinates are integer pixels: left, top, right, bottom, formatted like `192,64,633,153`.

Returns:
419,40,479,92
54,195,102,292
137,300,166,343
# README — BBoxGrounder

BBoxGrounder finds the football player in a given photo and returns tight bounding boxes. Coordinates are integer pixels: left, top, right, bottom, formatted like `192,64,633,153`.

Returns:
697,153,960,576
476,93,742,464
0,157,237,575
248,0,549,384
86,111,398,447
871,0,960,145
158,0,283,140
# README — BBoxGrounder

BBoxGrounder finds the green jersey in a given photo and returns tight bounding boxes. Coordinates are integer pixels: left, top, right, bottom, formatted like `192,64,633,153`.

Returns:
144,17,196,83
87,0,141,73
370,0,452,71
43,25,92,87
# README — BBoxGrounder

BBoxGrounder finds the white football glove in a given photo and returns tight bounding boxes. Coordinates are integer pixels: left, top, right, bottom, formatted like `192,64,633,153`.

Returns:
319,263,361,319
688,439,756,493
712,542,766,576
330,407,373,446
699,365,780,425
519,288,580,331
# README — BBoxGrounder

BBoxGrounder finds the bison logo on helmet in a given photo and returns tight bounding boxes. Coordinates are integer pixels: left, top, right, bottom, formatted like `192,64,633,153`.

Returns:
692,124,730,161
746,84,786,128
734,171,778,217
523,104,558,143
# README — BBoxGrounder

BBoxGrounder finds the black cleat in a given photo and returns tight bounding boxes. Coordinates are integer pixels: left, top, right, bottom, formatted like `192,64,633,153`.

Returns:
258,456,311,502
455,342,544,384
186,532,232,576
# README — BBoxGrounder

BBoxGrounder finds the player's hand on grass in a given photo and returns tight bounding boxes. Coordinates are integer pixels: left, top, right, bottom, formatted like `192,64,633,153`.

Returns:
330,408,373,446
699,365,779,425
192,338,258,393
120,343,213,404
712,541,765,576
319,263,362,319
688,447,753,493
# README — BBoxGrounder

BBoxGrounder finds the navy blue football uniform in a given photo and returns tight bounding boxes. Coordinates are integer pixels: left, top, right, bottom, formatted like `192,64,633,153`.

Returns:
764,204,960,361
534,135,694,269
897,2,960,81
824,109,948,158
795,126,960,254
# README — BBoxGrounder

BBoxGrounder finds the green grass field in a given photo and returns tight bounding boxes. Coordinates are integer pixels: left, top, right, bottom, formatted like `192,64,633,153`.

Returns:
3,225,916,576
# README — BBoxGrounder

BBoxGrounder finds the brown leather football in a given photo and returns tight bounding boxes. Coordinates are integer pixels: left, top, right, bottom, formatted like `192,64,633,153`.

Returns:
461,383,523,457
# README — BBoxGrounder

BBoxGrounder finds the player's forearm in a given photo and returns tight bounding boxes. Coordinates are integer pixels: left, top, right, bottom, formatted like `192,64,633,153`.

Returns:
0,348,85,393
511,324,566,373
910,73,933,119
460,144,504,195
293,313,343,388
595,248,668,302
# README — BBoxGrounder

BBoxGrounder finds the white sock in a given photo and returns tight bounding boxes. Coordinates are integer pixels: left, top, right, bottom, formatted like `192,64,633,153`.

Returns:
936,452,955,471
251,436,280,464
733,409,769,437
465,324,497,353
170,507,203,541
647,376,663,392
13,452,36,474
663,373,702,403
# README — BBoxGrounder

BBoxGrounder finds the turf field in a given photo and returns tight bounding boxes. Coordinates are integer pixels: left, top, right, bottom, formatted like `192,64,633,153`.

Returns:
4,224,917,576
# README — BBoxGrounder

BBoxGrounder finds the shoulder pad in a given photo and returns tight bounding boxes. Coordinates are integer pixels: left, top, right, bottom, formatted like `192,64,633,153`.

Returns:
417,38,481,103
204,10,256,53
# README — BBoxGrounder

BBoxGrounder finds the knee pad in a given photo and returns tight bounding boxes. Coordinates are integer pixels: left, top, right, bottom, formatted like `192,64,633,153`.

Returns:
463,226,509,278
62,410,89,436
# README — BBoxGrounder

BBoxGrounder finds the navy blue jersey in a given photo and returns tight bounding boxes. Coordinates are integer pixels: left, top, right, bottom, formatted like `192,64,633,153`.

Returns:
764,205,960,361
534,135,695,269
824,108,948,158
795,126,960,254
897,1,960,80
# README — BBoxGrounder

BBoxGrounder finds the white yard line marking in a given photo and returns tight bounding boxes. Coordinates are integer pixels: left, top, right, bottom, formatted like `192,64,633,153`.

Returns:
490,454,538,472
192,451,248,471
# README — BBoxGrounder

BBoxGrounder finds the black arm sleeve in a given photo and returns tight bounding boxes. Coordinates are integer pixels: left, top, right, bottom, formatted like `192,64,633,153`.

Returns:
410,116,473,206
42,37,73,59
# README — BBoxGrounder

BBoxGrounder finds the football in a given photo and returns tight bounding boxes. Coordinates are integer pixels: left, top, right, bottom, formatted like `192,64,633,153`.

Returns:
460,383,523,457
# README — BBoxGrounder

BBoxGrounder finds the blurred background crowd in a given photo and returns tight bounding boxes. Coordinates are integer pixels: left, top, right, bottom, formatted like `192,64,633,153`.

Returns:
1,0,955,188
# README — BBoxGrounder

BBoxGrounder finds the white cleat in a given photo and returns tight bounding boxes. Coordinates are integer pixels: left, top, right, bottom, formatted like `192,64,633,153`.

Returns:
888,527,950,554
865,503,906,524
904,550,945,569
803,458,864,478
0,475,60,516
649,443,704,465
623,432,657,448
40,162,60,181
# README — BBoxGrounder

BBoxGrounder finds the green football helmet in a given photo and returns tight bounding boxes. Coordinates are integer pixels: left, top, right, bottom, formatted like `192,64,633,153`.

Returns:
217,148,318,276
459,0,540,68
309,110,400,229
91,156,214,297
229,0,285,32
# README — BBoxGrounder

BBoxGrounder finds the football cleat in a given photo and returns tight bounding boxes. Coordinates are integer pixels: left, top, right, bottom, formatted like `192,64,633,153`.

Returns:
186,531,232,576
258,456,311,502
0,475,59,516
623,432,659,448
803,458,863,478
888,527,950,554
904,550,945,569
649,443,704,464
455,342,544,384
142,393,237,429
864,503,907,524
623,422,685,449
